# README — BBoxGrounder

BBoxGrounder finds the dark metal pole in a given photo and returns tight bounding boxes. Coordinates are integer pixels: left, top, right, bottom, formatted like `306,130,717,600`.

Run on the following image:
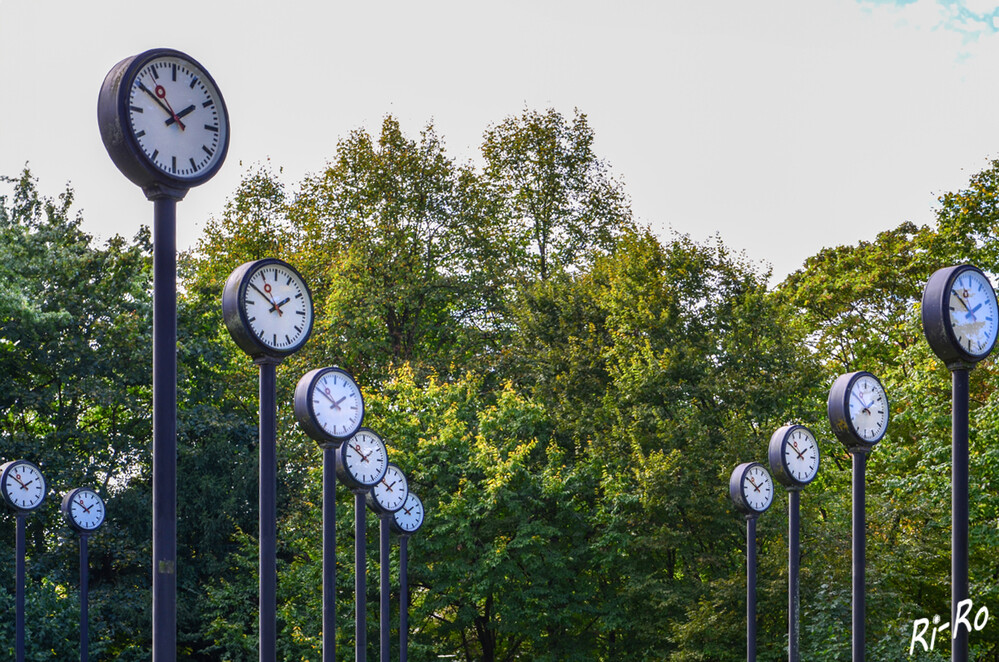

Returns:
399,535,409,662
747,515,757,662
380,516,391,662
15,513,25,662
356,490,367,662
80,533,90,662
852,449,867,662
323,443,337,662
953,368,970,662
788,489,801,662
152,197,178,662
258,358,279,662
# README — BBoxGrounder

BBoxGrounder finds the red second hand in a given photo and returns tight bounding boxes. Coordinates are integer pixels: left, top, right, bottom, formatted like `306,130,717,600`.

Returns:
155,84,186,131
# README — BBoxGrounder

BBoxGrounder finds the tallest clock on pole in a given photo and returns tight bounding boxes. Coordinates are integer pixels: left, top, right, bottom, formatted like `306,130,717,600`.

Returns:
98,48,230,199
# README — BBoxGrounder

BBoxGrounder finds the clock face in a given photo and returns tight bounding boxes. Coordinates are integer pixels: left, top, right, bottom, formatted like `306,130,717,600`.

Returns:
126,53,228,181
63,488,106,532
947,268,998,359
847,373,889,444
391,492,425,535
782,427,819,485
338,429,388,488
300,367,364,442
241,261,313,354
741,464,773,514
1,460,46,512
369,464,409,514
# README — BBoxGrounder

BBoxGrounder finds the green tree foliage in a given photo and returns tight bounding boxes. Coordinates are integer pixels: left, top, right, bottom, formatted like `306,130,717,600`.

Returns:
482,108,633,281
14,113,999,661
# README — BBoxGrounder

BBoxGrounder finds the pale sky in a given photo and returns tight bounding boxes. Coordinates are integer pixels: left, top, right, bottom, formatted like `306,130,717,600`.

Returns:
3,0,999,281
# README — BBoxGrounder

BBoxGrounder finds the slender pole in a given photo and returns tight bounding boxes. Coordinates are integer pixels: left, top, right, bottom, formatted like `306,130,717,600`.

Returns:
399,536,409,662
80,533,89,662
151,197,178,662
852,449,867,662
746,515,757,662
952,368,970,662
380,516,391,662
788,489,801,662
356,491,367,662
15,513,25,662
258,358,279,662
323,443,337,662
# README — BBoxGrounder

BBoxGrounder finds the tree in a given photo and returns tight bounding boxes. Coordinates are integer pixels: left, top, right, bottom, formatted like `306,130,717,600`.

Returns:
482,108,632,281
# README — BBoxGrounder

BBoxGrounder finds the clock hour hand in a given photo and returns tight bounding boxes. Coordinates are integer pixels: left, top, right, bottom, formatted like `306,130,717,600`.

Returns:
165,105,196,127
269,297,290,315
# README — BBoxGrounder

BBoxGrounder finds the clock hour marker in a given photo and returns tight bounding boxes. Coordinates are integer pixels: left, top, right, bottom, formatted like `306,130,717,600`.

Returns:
190,76,199,89
135,130,146,138
190,157,198,171
205,124,219,132
172,156,177,173
151,150,159,161
130,105,144,113
202,99,214,108
202,145,213,157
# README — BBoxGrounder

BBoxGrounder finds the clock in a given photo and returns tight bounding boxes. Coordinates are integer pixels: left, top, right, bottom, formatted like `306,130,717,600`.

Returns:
828,371,889,450
366,463,409,515
62,487,106,532
98,48,229,196
729,462,774,516
0,460,47,512
768,425,821,489
222,258,314,359
294,367,365,444
390,492,425,535
922,264,999,368
336,428,389,491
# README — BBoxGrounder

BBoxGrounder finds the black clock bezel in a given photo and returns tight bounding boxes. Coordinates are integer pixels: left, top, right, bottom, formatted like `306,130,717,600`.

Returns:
768,424,820,490
390,492,425,536
922,264,999,369
294,367,365,445
222,258,314,360
335,427,389,491
828,371,889,451
0,459,47,513
729,461,773,516
98,47,230,198
61,487,107,533
366,463,409,515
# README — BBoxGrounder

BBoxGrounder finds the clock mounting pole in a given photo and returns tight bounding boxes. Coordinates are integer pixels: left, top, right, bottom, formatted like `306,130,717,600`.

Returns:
921,264,998,662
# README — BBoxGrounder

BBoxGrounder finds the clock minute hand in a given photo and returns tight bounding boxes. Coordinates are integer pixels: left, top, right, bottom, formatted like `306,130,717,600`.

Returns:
248,282,277,307
153,84,186,130
953,290,971,312
137,81,181,126
269,297,290,315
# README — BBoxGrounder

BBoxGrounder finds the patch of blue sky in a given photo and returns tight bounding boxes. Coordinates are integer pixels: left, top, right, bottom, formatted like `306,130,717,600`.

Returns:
857,0,999,38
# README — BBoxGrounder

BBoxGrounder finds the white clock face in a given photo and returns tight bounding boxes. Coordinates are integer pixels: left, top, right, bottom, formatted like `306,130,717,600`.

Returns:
343,430,388,487
127,54,227,180
242,263,313,352
311,369,364,440
68,489,106,531
848,374,888,444
393,493,424,534
372,464,408,513
783,427,819,485
948,269,999,358
2,461,46,511
741,465,773,513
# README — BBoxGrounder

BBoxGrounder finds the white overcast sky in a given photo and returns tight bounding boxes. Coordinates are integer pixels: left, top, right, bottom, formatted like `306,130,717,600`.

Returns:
3,0,999,281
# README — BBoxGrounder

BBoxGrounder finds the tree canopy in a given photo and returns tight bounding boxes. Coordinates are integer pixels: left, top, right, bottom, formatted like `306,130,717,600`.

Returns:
4,113,999,661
